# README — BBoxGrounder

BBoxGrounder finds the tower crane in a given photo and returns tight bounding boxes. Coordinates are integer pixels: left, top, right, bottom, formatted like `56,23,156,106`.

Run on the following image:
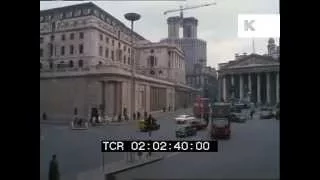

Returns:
163,2,217,24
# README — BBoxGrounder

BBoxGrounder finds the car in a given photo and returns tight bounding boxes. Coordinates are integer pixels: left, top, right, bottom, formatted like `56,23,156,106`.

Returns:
175,114,195,124
211,118,231,139
230,112,247,123
260,107,274,119
189,119,207,130
175,124,197,138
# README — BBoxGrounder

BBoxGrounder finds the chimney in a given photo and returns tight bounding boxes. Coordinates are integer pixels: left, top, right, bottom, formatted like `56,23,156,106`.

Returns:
235,53,239,59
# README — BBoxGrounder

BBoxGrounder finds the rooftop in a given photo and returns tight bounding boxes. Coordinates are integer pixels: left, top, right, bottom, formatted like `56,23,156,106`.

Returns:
40,2,145,40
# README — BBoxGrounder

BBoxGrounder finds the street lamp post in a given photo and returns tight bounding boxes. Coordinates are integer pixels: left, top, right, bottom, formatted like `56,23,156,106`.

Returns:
125,12,141,163
124,12,141,121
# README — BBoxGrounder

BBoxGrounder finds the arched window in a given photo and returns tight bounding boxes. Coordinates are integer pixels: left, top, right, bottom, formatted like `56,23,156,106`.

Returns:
69,60,74,68
78,60,84,67
49,62,53,69
149,56,155,67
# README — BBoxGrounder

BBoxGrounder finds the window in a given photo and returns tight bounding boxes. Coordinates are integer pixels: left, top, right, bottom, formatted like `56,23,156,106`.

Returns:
100,34,103,41
128,57,130,64
150,56,155,67
106,37,109,43
99,61,102,65
78,60,84,67
69,60,74,68
118,50,122,61
79,44,84,54
111,50,114,60
49,62,53,69
118,31,120,39
118,42,121,48
40,37,44,44
124,45,126,51
40,63,42,69
51,22,56,32
150,49,154,53
61,34,65,41
99,46,103,56
61,46,65,56
49,44,53,56
112,40,114,46
40,48,43,57
79,32,84,39
105,48,109,58
70,45,74,55
70,33,74,40
50,35,55,41
128,48,130,53
75,10,81,17
124,56,126,64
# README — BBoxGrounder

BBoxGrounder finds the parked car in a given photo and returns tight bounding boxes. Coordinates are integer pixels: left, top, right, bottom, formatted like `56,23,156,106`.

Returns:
175,124,197,138
230,112,247,123
175,115,195,124
260,107,274,119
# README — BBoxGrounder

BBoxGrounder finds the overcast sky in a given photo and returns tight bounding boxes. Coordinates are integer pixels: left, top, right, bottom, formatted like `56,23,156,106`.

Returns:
40,0,279,68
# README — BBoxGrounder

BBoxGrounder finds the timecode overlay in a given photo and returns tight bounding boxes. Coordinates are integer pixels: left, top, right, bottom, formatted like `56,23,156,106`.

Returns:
101,140,218,152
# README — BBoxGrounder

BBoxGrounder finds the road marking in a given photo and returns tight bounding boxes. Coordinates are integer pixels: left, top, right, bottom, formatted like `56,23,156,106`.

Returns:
165,152,181,158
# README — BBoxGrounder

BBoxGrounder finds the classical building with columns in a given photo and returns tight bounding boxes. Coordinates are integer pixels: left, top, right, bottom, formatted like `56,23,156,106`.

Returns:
218,51,279,106
40,2,197,121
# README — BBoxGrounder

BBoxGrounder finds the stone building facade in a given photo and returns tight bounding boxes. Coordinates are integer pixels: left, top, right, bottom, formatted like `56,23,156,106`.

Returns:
40,2,197,121
218,52,279,106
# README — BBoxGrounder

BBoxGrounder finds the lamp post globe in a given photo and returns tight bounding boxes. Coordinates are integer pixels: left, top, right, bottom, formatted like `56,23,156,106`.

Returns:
124,13,141,22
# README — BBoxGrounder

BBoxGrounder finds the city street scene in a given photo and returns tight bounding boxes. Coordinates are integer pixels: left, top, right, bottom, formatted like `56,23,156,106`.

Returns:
40,1,279,180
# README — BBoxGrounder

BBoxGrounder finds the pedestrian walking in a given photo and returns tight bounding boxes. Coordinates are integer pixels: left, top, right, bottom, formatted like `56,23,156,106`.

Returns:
49,154,60,180
42,112,47,121
137,112,141,120
133,112,136,121
144,111,148,120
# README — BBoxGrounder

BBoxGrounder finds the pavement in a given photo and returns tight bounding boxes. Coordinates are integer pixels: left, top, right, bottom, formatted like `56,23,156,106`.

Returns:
40,107,192,126
77,154,164,180
40,108,193,180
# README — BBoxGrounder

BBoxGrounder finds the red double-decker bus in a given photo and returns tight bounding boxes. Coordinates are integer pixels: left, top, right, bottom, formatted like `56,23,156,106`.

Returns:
193,96,210,119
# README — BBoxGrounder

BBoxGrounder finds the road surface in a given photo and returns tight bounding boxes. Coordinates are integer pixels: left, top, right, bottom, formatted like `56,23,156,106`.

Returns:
114,117,279,180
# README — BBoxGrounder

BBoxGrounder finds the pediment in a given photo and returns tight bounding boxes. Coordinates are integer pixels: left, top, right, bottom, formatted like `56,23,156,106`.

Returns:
224,55,279,69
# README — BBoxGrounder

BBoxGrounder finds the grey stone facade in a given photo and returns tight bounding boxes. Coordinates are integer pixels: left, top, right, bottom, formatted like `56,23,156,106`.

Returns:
40,2,198,121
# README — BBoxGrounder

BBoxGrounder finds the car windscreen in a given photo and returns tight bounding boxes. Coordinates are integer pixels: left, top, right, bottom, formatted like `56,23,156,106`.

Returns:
213,119,228,127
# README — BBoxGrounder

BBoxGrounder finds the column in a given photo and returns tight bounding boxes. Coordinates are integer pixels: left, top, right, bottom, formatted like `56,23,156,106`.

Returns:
222,76,227,102
101,81,106,117
266,72,271,105
231,75,235,98
239,74,244,101
257,73,261,105
276,72,280,103
248,73,252,102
